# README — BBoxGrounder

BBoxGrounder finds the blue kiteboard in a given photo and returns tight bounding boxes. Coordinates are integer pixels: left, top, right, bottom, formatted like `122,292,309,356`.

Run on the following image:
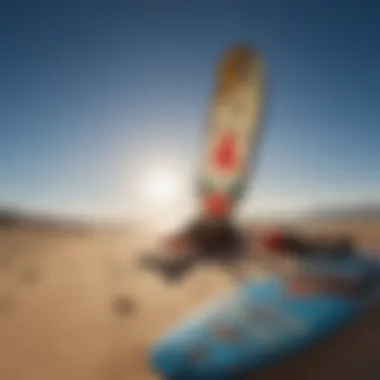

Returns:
150,251,380,380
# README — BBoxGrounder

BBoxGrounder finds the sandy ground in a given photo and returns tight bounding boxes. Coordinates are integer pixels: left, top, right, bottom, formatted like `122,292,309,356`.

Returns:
0,220,379,380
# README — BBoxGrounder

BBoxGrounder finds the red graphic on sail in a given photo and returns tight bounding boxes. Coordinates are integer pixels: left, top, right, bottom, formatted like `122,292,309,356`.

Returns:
212,131,239,174
204,193,231,218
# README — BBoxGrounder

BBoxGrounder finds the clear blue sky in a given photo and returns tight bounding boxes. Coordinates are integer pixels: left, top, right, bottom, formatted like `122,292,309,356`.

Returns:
1,0,380,221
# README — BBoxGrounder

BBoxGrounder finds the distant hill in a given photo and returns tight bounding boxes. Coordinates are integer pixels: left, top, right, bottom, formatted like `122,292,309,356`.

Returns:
0,209,20,227
0,208,90,230
0,207,132,232
308,203,380,221
2,202,380,232
247,203,380,223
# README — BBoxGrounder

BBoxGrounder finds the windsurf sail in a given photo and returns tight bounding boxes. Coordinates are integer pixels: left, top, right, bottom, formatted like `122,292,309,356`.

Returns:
198,44,266,219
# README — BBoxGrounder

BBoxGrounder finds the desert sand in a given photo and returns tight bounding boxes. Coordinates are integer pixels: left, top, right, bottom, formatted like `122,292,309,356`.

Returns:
0,220,379,380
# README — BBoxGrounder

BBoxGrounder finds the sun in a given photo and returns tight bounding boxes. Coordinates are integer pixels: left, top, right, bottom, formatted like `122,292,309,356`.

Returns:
141,166,182,206
131,158,196,231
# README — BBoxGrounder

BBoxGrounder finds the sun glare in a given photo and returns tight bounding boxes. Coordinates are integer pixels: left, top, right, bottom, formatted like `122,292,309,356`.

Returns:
132,157,196,231
141,167,181,206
